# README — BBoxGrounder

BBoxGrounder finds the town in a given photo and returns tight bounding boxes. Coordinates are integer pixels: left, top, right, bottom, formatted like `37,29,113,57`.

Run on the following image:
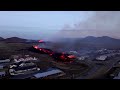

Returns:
1,47,120,79
0,11,120,79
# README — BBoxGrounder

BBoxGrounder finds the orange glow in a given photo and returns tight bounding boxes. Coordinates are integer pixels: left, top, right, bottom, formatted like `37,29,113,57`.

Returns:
39,40,44,42
60,55,65,60
68,55,76,59
34,45,38,49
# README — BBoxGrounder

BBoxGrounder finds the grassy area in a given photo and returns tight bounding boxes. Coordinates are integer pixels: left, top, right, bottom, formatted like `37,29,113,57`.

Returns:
0,42,33,58
0,42,90,79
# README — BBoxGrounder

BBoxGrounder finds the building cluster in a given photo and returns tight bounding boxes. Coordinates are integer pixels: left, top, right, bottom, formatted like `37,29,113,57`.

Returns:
0,54,66,79
68,51,80,57
32,68,65,79
96,48,120,55
9,61,40,76
113,72,120,79
72,48,120,61
0,59,10,77
11,55,38,62
77,55,89,61
0,54,40,78
108,60,120,79
96,53,120,61
9,66,65,79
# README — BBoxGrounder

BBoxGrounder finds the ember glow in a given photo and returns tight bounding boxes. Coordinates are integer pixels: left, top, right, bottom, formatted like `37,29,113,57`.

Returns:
39,40,44,43
34,45,39,49
68,55,76,59
32,39,76,63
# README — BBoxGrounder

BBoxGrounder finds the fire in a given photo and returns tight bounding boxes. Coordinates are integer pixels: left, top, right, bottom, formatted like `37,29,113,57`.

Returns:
32,41,75,63
62,52,65,54
34,45,38,49
68,55,76,59
49,53,53,56
60,55,65,60
39,40,44,43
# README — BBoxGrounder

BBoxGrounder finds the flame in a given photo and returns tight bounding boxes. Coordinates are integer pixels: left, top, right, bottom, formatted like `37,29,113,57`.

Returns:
68,55,76,59
39,40,44,43
34,45,38,49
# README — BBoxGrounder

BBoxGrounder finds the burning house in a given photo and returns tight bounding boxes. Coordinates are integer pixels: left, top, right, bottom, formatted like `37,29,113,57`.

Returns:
30,40,76,63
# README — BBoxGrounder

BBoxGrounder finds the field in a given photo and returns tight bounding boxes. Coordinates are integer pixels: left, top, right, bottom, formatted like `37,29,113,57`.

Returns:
0,42,90,79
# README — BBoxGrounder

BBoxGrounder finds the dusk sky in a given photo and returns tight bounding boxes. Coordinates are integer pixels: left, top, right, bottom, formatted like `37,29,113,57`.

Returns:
0,11,120,40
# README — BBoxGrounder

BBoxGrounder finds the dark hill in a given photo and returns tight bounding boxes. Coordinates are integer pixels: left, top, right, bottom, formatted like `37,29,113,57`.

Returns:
57,36,120,49
0,37,4,41
4,37,27,43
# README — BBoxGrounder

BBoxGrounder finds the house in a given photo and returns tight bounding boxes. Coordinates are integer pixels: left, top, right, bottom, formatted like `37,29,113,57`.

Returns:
9,66,40,75
0,59,10,63
96,55,107,61
78,56,89,60
9,61,40,75
113,72,120,79
0,71,5,77
0,65,3,69
33,68,64,79
13,55,38,62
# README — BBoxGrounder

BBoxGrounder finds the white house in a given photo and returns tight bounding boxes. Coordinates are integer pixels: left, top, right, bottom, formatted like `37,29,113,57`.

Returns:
0,59,10,63
113,72,120,79
78,56,89,60
33,69,63,78
0,65,3,69
96,55,107,61
0,71,5,77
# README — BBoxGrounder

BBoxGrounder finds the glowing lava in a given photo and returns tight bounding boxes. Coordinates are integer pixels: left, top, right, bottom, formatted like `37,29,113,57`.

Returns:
32,40,76,63
39,40,44,43
33,45,39,49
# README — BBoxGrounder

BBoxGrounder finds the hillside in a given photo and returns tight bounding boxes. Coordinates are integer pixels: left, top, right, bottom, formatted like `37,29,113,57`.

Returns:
0,37,4,41
4,37,27,43
1,36,120,50
80,36,120,49
54,36,120,50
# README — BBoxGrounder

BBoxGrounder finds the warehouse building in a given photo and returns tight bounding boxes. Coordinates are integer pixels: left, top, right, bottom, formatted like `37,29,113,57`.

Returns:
33,68,65,79
0,59,10,63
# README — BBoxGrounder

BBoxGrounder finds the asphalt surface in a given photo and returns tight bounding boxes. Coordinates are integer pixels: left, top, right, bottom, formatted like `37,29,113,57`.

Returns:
76,56,120,79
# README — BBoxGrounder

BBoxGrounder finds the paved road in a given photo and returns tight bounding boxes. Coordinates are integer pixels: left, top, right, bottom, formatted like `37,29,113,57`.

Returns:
76,56,120,79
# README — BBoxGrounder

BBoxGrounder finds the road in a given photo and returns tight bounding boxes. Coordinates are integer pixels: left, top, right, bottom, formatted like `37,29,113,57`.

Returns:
76,56,120,79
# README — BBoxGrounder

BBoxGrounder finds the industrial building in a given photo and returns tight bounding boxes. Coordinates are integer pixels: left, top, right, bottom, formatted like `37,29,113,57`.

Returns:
0,71,5,77
33,68,65,79
9,61,40,75
96,55,108,61
11,55,38,62
0,65,3,69
0,59,10,63
78,55,89,60
113,72,120,79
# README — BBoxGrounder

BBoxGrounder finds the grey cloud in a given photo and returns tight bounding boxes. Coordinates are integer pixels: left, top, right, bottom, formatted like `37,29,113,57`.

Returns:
55,11,120,39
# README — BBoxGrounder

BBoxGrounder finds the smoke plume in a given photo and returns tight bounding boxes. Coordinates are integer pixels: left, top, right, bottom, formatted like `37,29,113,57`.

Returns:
55,11,120,39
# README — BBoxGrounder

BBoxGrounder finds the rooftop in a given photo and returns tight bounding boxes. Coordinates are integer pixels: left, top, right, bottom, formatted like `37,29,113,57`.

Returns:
34,69,63,78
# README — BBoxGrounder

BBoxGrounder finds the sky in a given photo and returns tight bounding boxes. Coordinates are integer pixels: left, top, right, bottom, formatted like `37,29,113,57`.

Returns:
57,11,120,39
0,11,94,39
0,11,93,29
0,11,120,40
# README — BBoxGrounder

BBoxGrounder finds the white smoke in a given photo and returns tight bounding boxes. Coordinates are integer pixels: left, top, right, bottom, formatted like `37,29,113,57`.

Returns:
55,11,120,39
